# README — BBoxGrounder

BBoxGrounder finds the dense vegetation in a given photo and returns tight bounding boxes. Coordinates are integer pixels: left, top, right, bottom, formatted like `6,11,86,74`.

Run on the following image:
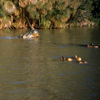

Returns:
0,0,100,29
83,0,100,24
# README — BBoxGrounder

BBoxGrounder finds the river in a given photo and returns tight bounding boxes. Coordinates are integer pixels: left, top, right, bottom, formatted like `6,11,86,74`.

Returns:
0,26,100,100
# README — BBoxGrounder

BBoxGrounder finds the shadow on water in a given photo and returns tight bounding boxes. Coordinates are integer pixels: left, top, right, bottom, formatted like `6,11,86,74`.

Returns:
0,26,100,100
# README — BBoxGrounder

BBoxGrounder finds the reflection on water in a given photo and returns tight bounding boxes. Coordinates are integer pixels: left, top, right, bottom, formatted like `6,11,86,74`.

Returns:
0,27,100,100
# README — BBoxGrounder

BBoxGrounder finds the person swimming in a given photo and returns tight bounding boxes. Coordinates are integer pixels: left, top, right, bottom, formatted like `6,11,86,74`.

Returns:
19,24,39,38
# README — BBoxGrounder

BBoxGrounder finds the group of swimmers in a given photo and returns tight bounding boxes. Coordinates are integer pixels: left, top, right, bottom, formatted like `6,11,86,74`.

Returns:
61,43,99,64
61,55,88,64
86,43,99,48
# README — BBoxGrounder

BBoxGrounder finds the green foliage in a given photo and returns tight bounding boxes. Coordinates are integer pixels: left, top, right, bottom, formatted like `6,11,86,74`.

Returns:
50,0,55,4
0,0,99,29
3,1,16,14
27,4,36,13
2,16,10,23
80,0,100,24
30,11,39,19
0,10,5,18
40,19,51,28
90,0,100,24
44,2,52,11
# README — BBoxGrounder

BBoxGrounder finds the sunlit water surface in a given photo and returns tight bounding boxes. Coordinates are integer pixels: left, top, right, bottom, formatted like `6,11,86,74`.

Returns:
0,27,100,100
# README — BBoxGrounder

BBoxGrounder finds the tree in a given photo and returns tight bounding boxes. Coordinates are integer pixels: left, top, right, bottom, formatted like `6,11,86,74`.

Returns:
80,0,100,24
0,0,99,29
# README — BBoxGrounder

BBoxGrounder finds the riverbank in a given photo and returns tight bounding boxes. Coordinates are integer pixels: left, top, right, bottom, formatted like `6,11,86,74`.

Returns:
0,0,99,30
0,19,97,30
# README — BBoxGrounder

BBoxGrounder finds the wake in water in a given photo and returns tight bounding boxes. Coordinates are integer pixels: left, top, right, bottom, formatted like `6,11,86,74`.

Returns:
0,37,18,39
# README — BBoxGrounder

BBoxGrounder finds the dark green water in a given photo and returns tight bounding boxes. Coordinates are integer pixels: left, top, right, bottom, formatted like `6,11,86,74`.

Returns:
0,26,100,100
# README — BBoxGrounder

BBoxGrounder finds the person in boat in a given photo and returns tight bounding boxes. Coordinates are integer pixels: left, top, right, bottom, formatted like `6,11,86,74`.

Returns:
19,24,39,38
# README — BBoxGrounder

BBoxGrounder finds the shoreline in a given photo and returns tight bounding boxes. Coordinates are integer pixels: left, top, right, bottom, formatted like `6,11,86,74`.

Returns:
0,22,97,30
